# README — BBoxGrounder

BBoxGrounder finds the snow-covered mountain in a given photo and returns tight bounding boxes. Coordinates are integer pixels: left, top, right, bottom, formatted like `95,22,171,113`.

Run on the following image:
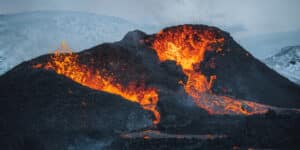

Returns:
0,56,4,73
0,11,160,75
264,46,300,85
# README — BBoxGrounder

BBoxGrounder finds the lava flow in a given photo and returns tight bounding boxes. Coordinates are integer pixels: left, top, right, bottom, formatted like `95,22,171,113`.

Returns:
151,25,268,115
34,46,160,124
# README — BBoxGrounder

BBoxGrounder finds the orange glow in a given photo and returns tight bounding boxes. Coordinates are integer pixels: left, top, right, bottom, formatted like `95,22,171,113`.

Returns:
193,94,268,115
151,25,268,115
32,63,43,69
153,26,224,71
143,136,151,140
152,25,223,95
35,49,160,124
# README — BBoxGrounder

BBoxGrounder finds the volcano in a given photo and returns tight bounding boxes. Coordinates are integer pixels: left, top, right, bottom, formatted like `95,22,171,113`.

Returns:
0,24,300,149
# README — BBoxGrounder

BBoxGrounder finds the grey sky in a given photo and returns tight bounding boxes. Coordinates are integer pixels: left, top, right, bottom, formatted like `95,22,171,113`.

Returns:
0,0,299,58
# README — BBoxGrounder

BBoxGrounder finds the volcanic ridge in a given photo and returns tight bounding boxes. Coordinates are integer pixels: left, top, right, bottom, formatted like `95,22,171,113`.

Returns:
0,24,300,149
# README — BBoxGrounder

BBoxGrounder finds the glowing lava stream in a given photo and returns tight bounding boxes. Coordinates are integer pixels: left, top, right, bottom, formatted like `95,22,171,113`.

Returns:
34,47,160,124
121,130,227,140
151,25,269,115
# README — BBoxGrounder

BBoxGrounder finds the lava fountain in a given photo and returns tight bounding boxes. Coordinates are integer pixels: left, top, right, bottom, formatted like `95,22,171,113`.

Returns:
34,45,160,124
150,25,269,115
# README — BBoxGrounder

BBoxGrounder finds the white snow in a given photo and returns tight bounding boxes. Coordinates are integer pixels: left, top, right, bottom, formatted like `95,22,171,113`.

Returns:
0,11,160,75
264,46,300,85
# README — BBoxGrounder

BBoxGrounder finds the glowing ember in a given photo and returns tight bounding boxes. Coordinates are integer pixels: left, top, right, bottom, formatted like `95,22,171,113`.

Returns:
121,130,227,140
34,47,160,124
33,25,271,123
151,25,268,115
193,94,268,115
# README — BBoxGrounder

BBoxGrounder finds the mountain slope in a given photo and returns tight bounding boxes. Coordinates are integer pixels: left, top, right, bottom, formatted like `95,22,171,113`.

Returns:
0,25,299,149
264,46,300,85
0,11,159,74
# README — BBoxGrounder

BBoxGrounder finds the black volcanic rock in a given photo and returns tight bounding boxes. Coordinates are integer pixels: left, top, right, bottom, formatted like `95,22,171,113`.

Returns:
0,24,300,149
143,25,300,108
208,36,300,107
0,61,153,149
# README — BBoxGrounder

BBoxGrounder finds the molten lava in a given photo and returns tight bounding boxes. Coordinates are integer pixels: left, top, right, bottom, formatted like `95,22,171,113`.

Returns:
33,25,270,124
151,25,268,115
35,48,160,124
152,25,223,95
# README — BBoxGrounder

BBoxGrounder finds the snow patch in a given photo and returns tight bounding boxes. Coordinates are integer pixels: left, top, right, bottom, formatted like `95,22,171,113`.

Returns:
0,11,160,75
264,46,300,85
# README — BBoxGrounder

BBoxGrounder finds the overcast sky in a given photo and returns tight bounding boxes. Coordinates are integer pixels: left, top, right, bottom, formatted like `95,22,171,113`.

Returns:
0,0,299,58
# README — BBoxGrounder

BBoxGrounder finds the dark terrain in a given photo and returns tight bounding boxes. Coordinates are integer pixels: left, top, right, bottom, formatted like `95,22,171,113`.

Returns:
0,25,300,150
